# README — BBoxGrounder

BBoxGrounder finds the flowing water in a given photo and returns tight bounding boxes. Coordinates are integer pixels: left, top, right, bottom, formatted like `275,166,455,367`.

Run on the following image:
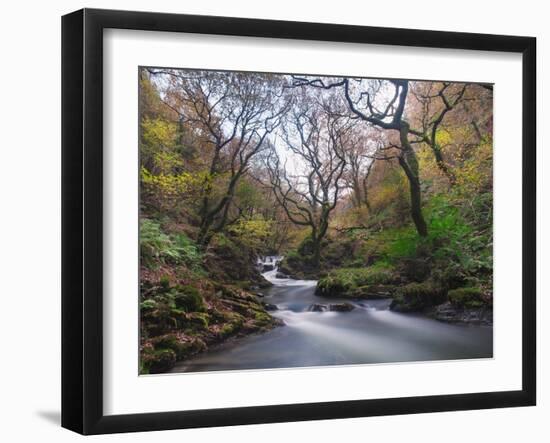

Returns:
170,257,492,373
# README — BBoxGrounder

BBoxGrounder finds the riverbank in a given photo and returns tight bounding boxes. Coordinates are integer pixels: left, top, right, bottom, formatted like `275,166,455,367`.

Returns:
313,265,493,326
138,237,283,375
170,263,492,373
143,249,492,374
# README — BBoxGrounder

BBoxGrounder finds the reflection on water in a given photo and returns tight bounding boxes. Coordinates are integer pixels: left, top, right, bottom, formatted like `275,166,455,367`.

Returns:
170,260,492,373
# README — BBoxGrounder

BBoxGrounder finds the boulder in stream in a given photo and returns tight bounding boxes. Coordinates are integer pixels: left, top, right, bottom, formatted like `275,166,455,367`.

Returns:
308,303,329,312
264,303,279,311
329,302,355,312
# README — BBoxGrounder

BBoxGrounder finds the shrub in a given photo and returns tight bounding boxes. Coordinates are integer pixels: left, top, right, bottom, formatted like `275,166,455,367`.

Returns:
140,219,204,272
173,233,203,273
297,236,315,256
140,299,157,312
140,219,181,266
426,195,492,284
448,287,484,308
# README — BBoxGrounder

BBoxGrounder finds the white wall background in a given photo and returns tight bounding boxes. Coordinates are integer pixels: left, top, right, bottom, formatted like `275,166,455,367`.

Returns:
0,0,546,441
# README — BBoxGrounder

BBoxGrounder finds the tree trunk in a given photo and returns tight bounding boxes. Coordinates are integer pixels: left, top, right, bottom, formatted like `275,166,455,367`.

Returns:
431,144,456,186
311,236,321,269
399,124,428,237
196,173,240,248
197,218,214,248
351,176,362,208
404,164,429,237
362,177,371,211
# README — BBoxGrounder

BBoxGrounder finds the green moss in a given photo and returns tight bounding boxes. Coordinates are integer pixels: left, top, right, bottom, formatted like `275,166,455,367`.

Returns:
147,348,176,374
159,275,171,290
351,284,397,299
253,310,273,327
172,285,205,312
448,287,484,308
150,334,207,360
391,281,446,312
316,264,396,297
186,312,210,330
140,298,157,311
219,314,244,338
151,334,179,349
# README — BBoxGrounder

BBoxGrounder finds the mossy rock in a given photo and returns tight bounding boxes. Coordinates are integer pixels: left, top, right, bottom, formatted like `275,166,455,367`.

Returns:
398,258,431,283
329,302,355,312
253,310,273,327
448,287,485,308
218,312,245,339
172,285,205,312
207,307,228,323
185,312,210,330
205,233,270,287
316,265,396,297
390,281,446,312
278,249,321,280
146,348,176,374
150,334,206,360
351,284,397,299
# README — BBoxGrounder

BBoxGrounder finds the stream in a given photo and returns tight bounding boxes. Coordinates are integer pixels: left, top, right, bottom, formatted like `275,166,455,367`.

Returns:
170,257,492,373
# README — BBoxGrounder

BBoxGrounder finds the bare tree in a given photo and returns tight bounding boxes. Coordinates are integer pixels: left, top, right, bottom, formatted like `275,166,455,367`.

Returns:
291,76,429,236
149,69,289,247
343,79,428,236
342,126,384,210
264,103,348,268
408,82,470,185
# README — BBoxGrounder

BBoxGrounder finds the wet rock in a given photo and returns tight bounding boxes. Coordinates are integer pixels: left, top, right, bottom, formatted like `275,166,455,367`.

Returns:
264,303,279,311
308,303,329,312
275,272,289,279
258,276,274,289
329,303,355,312
428,302,493,325
352,284,396,299
278,255,321,280
262,264,275,272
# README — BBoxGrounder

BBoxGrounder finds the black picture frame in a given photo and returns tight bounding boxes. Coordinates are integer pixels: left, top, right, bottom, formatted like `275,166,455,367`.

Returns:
61,8,536,435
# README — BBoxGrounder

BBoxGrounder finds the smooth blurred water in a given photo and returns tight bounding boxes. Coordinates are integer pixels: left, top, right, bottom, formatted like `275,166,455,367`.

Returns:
170,260,492,373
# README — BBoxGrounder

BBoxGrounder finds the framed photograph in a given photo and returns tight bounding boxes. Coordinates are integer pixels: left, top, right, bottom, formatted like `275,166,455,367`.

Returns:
62,8,536,435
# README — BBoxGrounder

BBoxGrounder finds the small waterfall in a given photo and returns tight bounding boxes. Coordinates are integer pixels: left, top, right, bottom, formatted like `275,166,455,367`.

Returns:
258,255,316,287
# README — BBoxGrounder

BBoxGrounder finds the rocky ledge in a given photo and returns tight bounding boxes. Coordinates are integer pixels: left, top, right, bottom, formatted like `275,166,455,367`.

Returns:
427,302,493,326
